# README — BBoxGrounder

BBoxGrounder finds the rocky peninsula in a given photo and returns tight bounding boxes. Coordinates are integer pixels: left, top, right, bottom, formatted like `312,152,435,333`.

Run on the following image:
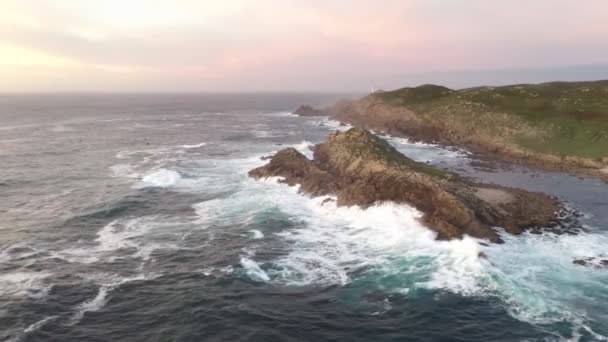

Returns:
250,128,561,243
297,81,608,181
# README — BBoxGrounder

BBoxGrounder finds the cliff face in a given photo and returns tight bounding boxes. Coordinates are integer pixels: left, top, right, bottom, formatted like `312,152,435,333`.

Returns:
250,128,561,243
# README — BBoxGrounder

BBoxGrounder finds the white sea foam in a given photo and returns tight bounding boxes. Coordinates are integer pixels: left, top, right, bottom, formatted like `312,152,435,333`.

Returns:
292,140,315,159
179,142,207,149
111,148,174,182
72,286,109,322
137,168,182,188
109,164,139,179
237,173,607,337
263,111,294,117
316,118,352,132
219,265,234,274
262,185,485,292
240,257,270,282
68,274,148,326
0,272,52,298
206,176,485,293
384,135,467,164
55,220,147,264
54,216,184,265
23,315,58,333
96,219,150,252
482,231,608,331
193,199,228,225
96,218,185,261
249,230,264,239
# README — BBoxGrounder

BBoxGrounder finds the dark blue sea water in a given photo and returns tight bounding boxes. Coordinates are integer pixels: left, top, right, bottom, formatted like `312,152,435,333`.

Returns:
1,94,607,342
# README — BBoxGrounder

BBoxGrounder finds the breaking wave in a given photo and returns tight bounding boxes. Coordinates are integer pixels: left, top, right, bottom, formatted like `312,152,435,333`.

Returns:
179,142,207,149
201,153,606,339
138,169,182,188
0,271,52,299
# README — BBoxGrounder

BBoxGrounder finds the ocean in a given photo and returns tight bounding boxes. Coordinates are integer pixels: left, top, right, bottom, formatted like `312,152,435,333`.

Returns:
1,93,607,342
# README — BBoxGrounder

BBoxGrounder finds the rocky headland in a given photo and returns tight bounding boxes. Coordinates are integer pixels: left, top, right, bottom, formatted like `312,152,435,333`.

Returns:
294,81,608,182
293,105,329,117
250,128,562,243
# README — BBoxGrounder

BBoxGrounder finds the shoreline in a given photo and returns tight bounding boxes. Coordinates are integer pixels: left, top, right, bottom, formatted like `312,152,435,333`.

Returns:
295,101,608,183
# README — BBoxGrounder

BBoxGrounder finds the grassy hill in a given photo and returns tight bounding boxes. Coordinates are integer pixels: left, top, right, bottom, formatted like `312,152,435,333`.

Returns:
371,81,608,161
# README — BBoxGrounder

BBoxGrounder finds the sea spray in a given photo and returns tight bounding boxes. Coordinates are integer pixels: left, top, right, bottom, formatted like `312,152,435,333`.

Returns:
243,173,607,339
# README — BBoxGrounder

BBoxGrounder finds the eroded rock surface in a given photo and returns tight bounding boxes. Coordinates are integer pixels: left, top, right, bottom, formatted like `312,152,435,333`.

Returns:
249,128,561,243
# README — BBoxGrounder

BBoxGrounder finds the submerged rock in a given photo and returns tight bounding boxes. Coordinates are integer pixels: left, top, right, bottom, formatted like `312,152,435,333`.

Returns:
249,128,561,243
573,257,608,269
293,105,329,117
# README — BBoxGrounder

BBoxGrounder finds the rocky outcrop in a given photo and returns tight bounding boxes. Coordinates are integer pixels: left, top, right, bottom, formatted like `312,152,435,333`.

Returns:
293,105,329,117
573,257,608,269
249,128,561,243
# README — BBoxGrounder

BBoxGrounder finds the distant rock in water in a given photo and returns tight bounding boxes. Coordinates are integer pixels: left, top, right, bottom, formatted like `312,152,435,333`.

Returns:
250,128,562,243
293,105,328,117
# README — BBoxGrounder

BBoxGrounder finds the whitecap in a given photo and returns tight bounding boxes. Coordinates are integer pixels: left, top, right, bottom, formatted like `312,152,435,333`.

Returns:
56,216,184,264
0,272,52,298
136,168,182,188
68,274,148,326
249,230,264,239
96,219,147,253
24,315,58,333
240,257,270,282
219,265,234,274
69,286,109,324
192,199,226,225
292,140,315,159
179,142,207,149
263,111,294,117
314,118,352,132
109,164,139,179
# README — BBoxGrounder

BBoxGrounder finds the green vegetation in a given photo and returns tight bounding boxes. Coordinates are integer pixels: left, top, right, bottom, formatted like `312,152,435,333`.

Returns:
372,81,608,160
374,84,454,104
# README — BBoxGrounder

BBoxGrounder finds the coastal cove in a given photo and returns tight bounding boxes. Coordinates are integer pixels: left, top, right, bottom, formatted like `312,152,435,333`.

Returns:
1,94,607,341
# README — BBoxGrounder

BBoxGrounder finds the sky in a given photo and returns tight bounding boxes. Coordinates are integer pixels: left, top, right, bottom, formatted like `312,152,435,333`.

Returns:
1,0,608,92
